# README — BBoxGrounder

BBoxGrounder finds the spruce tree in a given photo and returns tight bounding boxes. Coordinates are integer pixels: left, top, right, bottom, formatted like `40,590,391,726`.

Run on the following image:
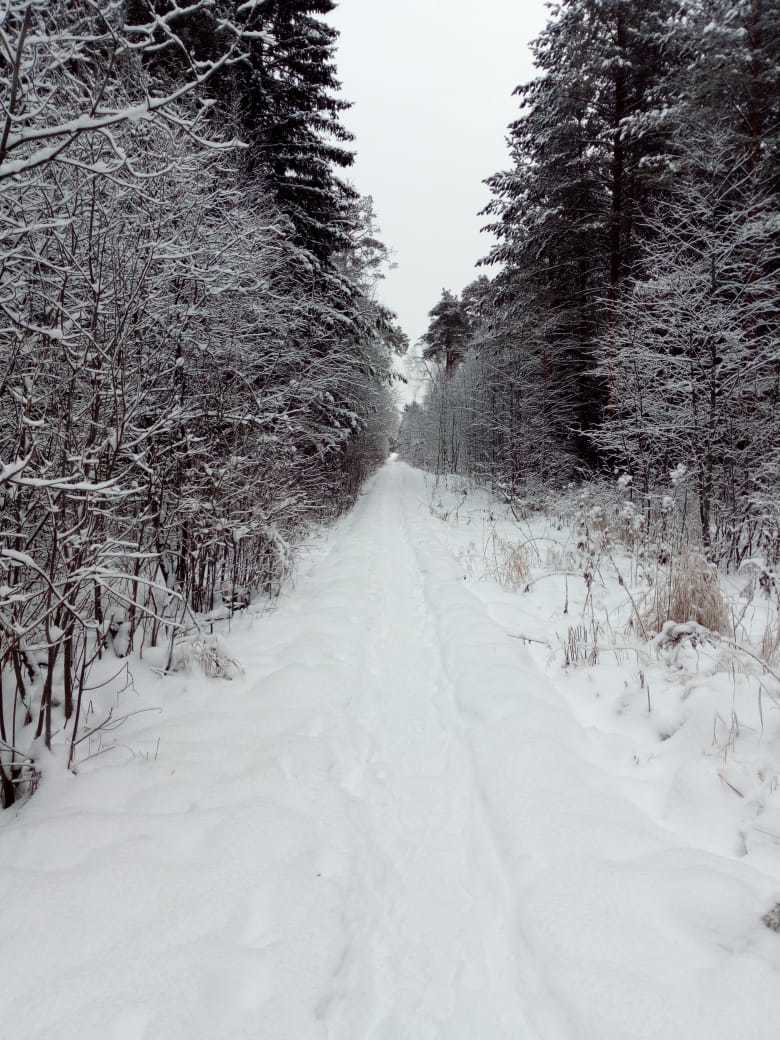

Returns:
237,1,357,262
481,0,685,456
678,0,779,190
128,0,356,262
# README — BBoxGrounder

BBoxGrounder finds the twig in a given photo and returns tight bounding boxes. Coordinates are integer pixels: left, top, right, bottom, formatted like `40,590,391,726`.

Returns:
0,738,35,761
72,706,162,747
508,633,551,647
720,638,780,703
605,549,648,640
718,770,745,798
523,570,592,593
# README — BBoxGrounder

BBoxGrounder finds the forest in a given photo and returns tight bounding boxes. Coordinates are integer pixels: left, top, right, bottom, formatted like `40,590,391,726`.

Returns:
0,0,403,806
2,3,780,1036
401,0,779,569
3,0,779,810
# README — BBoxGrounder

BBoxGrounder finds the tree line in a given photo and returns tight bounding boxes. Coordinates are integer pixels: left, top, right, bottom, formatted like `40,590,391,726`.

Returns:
401,0,779,565
0,1,402,805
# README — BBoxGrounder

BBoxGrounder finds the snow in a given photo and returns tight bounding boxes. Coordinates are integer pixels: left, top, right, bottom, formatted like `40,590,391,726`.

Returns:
2,460,778,1039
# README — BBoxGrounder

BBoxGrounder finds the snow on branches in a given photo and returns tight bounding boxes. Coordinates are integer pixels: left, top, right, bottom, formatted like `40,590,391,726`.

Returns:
0,1,399,807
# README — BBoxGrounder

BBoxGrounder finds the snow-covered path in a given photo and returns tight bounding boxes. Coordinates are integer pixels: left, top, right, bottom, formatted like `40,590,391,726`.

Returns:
312,464,545,1038
2,461,777,1040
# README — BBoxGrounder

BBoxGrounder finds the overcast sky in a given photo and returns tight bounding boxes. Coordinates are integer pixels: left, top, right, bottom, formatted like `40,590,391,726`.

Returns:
330,0,548,353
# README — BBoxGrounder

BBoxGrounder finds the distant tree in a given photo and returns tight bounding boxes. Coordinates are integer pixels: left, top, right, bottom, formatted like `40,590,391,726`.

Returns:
421,290,471,378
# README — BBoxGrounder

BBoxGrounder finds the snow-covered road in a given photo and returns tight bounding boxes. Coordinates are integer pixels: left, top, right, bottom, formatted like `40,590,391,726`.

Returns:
2,460,777,1039
309,461,547,1038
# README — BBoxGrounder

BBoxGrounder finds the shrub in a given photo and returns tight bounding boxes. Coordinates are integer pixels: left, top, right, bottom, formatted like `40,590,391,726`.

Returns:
642,552,730,635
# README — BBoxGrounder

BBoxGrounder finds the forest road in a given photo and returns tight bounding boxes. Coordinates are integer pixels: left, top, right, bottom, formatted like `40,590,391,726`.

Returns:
310,459,551,1039
3,459,777,1040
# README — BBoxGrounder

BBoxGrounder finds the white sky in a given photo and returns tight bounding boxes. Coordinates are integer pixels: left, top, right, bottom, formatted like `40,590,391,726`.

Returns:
330,0,548,352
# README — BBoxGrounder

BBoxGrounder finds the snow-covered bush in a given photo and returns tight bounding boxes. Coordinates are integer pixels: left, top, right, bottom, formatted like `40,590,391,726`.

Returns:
167,636,242,681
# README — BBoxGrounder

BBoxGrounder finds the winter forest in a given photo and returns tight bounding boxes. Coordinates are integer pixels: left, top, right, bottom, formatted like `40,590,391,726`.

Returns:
0,0,403,802
401,0,779,559
2,2,780,1038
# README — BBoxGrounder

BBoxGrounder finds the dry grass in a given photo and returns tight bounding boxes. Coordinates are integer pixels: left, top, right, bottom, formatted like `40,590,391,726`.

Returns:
759,614,780,665
485,534,531,589
642,552,730,636
562,622,600,667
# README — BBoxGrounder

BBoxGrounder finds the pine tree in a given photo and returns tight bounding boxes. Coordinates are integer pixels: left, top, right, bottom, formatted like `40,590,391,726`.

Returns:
421,290,471,378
